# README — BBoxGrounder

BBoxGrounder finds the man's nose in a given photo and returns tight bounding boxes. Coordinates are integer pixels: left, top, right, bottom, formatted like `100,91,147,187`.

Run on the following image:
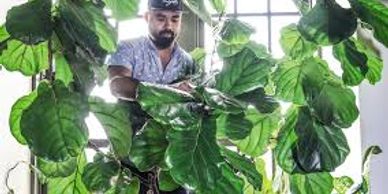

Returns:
164,20,172,30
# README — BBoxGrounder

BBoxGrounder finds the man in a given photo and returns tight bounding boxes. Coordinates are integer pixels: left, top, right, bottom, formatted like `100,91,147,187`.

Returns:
107,0,195,193
108,0,195,101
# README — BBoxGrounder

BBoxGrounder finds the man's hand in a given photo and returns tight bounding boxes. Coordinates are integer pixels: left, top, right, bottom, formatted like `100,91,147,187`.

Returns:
170,80,193,92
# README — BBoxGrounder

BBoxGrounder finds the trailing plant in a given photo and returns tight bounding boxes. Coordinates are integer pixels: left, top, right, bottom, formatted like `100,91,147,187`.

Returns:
1,0,387,193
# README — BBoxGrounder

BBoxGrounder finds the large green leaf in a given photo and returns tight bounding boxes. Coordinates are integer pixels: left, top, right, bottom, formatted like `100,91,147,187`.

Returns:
5,0,53,45
158,170,180,192
190,47,206,73
137,83,200,130
234,107,280,157
243,159,274,194
297,0,357,45
89,97,132,159
37,157,77,178
219,19,255,45
0,26,10,55
56,0,117,53
275,107,349,173
9,91,37,145
129,120,169,172
48,153,88,194
334,37,383,86
55,53,74,86
273,58,330,105
196,86,246,114
82,155,120,192
216,47,272,96
209,0,226,13
304,78,359,128
20,80,89,161
220,147,263,190
290,172,333,194
166,117,244,193
292,0,311,15
280,23,318,60
222,113,253,140
333,38,368,86
0,40,49,76
235,87,279,114
102,0,139,21
349,0,388,47
183,0,213,25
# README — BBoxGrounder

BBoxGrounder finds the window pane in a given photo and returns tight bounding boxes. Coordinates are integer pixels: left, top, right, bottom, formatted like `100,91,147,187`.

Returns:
238,16,268,47
237,0,267,13
118,18,148,40
271,16,300,58
205,0,235,14
270,0,298,13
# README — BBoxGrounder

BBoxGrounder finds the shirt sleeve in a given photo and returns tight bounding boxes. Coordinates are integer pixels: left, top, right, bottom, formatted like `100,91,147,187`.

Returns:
106,41,135,72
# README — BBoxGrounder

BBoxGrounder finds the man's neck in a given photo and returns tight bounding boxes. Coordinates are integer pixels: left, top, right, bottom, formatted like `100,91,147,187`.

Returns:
158,44,175,70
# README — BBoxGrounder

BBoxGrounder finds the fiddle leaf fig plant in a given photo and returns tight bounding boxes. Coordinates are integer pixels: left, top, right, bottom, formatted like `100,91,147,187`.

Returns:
1,0,387,193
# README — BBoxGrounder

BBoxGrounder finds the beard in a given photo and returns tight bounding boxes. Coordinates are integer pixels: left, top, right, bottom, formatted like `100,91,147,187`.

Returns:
150,30,176,49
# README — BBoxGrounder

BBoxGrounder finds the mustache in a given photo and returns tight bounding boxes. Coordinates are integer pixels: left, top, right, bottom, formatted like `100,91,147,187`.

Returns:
159,30,174,36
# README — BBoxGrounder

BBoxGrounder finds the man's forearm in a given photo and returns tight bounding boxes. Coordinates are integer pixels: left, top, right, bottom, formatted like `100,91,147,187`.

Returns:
109,76,139,101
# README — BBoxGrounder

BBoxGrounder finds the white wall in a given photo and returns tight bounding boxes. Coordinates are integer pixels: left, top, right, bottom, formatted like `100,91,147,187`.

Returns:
360,42,388,194
0,1,31,194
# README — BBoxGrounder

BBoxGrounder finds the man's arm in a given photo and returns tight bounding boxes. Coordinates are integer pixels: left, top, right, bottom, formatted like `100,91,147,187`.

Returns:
108,66,139,101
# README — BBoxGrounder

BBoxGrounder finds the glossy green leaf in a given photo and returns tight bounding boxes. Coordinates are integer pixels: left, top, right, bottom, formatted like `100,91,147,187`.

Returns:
129,120,169,172
196,86,246,114
275,107,349,173
290,172,333,194
55,53,74,86
235,87,279,114
234,107,280,157
216,47,272,96
37,157,77,178
56,0,117,53
349,0,388,47
333,38,368,86
297,0,357,45
220,19,255,45
0,26,10,55
166,117,244,193
48,153,88,194
9,91,37,145
103,0,139,20
223,113,253,140
137,83,200,130
305,78,359,128
273,58,330,105
183,0,213,25
221,147,263,190
334,176,354,194
5,0,53,45
89,97,132,159
82,157,120,192
209,0,226,13
190,47,206,73
280,23,318,60
292,0,311,15
20,81,89,161
217,41,246,58
0,40,48,76
158,170,180,192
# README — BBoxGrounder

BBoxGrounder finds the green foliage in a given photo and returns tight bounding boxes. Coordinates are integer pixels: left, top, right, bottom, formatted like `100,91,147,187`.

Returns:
20,81,89,161
298,0,357,45
89,97,133,159
5,0,53,45
2,0,388,193
349,0,388,47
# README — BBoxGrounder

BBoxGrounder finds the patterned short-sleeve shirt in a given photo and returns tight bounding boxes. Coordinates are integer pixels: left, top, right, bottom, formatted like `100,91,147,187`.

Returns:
107,36,195,84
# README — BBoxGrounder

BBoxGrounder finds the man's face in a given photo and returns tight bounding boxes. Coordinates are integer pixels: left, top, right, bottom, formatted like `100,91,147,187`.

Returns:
145,10,182,49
